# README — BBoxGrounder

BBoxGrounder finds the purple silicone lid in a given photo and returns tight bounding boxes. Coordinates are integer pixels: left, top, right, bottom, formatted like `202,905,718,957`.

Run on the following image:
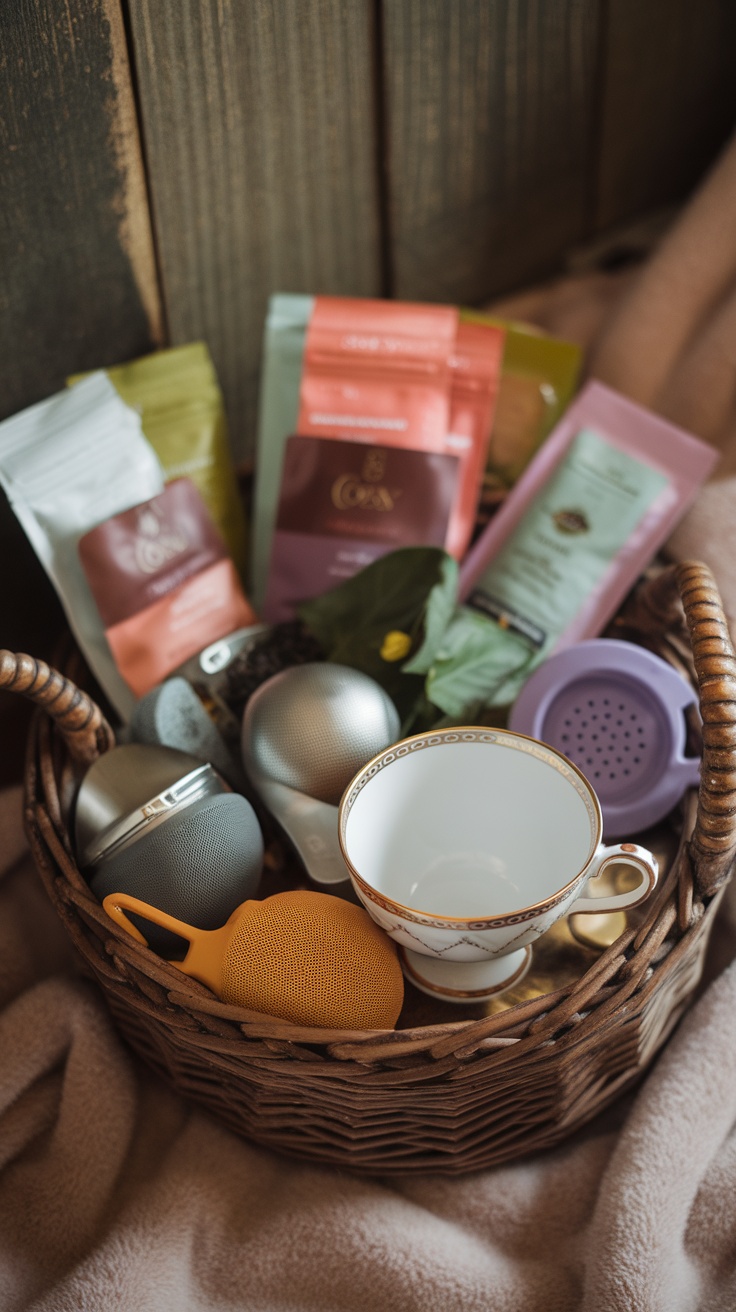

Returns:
508,639,701,839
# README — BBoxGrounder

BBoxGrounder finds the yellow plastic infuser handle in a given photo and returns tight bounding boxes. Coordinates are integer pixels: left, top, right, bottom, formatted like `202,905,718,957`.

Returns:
102,891,234,995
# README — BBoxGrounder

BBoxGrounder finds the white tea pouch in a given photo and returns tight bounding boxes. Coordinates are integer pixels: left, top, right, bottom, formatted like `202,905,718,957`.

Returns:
0,372,165,718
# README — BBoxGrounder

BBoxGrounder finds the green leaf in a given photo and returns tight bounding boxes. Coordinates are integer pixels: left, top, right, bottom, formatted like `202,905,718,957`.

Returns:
298,547,457,720
402,552,458,675
424,607,537,718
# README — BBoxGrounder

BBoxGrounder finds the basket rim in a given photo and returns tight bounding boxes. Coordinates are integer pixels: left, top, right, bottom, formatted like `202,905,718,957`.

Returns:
19,559,736,1056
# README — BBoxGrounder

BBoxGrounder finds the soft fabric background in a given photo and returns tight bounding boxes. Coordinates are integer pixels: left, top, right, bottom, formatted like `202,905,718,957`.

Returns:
3,133,736,1312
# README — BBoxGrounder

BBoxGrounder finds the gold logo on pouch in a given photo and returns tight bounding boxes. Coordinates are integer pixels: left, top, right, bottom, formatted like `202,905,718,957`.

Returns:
331,449,402,512
552,509,589,534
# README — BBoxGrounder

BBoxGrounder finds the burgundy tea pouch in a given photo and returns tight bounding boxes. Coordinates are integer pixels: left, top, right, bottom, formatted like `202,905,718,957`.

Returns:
262,435,460,623
78,478,258,698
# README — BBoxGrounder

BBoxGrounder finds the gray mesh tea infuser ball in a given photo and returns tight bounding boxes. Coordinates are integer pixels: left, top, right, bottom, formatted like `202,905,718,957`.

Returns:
75,743,264,954
508,639,701,838
241,663,401,885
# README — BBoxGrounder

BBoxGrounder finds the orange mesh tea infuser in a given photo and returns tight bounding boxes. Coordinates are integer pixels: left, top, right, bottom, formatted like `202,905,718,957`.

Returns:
103,888,404,1029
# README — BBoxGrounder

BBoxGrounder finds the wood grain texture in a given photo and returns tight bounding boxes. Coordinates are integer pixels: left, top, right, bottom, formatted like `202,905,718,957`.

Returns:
128,0,383,464
381,0,601,304
595,0,736,232
0,1,163,733
0,0,163,420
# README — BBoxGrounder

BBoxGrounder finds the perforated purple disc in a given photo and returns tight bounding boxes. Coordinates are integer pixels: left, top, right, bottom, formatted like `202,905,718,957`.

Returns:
508,640,701,838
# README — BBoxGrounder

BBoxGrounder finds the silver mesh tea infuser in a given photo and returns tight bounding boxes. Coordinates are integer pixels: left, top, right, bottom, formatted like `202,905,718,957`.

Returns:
241,662,400,885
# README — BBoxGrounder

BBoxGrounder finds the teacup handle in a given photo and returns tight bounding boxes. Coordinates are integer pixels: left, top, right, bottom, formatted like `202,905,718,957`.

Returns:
567,843,658,915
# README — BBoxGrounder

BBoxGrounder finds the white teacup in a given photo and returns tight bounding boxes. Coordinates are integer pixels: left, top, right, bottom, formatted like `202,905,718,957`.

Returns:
337,727,658,1002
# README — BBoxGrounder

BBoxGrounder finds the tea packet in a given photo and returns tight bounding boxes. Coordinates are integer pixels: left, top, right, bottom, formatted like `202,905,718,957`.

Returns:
69,342,248,578
263,436,460,622
444,319,505,555
462,311,582,528
0,372,165,718
250,294,504,610
297,296,457,445
251,293,313,611
411,382,719,717
78,478,258,699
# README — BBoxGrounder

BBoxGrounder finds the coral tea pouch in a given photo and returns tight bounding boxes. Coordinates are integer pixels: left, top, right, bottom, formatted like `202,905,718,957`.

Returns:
445,320,505,557
78,479,258,699
297,296,502,560
297,296,458,449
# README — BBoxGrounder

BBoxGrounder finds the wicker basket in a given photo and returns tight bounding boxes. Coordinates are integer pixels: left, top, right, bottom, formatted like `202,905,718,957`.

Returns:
7,560,736,1176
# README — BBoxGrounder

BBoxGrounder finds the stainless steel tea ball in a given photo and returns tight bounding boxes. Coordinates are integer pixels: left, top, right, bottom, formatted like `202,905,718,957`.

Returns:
241,663,400,885
75,742,264,953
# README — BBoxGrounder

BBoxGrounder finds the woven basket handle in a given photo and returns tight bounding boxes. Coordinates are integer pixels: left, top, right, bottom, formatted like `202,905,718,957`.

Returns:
0,650,115,765
628,560,736,898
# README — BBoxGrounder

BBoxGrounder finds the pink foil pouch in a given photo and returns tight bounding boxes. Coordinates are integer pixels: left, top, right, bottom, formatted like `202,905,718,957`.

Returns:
459,380,720,650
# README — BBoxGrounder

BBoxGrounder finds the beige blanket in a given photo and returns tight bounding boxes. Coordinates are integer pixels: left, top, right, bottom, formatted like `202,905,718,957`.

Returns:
2,784,736,1312
3,134,736,1312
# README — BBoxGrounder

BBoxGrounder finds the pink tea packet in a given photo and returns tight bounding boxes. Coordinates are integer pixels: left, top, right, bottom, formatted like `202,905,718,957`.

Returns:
409,381,719,721
263,436,460,623
78,478,258,698
459,380,720,651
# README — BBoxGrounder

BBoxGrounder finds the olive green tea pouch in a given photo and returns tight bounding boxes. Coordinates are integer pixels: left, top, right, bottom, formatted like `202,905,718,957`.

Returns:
69,342,248,578
462,311,582,528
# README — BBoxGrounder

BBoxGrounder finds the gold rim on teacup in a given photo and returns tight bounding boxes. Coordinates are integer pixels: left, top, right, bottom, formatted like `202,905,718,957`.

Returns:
337,726,604,929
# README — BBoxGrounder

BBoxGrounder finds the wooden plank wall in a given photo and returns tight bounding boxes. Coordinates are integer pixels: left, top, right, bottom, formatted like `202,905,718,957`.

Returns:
0,0,162,422
1,0,735,777
123,0,736,462
382,0,601,304
0,0,164,771
4,0,736,464
126,0,384,464
596,0,736,231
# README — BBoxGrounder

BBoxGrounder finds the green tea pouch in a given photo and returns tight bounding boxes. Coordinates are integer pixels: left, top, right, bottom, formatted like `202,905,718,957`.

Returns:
250,294,314,610
462,311,582,525
69,343,248,579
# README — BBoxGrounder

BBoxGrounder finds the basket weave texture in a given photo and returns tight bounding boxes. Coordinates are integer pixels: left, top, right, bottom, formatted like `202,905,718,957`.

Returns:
7,560,736,1176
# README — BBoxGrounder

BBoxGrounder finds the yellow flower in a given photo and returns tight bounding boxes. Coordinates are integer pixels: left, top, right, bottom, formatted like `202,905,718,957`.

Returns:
380,630,412,662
